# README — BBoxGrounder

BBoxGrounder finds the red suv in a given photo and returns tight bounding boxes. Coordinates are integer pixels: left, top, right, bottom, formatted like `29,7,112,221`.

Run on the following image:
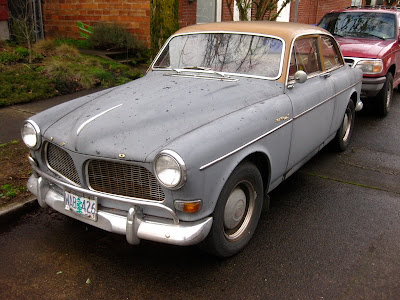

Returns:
319,6,400,116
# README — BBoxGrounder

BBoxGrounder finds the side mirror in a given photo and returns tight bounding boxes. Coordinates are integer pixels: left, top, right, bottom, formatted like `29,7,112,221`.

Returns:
294,70,307,84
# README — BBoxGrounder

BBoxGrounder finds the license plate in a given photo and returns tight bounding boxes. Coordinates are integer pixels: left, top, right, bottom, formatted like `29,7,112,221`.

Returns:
64,190,97,221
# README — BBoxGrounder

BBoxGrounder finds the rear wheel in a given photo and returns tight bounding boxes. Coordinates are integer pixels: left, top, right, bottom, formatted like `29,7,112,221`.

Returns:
201,162,263,257
377,72,393,117
331,99,355,151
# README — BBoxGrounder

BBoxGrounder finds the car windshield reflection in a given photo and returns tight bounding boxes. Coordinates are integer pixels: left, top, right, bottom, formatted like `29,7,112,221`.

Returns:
153,33,284,79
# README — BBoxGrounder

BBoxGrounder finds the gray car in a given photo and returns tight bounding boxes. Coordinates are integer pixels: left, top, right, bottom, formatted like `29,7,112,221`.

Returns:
22,21,363,257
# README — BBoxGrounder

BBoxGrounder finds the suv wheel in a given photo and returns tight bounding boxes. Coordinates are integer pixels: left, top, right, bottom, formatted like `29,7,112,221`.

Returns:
377,73,393,117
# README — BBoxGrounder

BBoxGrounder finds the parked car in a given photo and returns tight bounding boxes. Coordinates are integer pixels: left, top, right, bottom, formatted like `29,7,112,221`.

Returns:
319,6,400,116
22,22,363,257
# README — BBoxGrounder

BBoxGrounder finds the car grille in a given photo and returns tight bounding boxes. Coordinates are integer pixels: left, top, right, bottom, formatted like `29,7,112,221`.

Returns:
87,160,165,201
46,143,81,185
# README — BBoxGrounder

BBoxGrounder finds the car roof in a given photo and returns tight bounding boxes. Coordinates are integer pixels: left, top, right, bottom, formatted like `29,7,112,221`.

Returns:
327,7,400,15
174,21,330,42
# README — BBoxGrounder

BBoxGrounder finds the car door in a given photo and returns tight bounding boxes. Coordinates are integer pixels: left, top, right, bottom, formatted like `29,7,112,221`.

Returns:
285,35,336,173
319,35,351,135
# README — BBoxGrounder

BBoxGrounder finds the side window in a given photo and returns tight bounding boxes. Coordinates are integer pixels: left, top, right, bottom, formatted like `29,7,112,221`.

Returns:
289,37,322,79
320,36,343,71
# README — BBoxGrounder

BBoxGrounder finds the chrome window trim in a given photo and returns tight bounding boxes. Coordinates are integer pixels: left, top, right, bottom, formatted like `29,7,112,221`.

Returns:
85,159,166,203
199,77,362,171
44,142,81,187
151,31,286,81
285,33,345,86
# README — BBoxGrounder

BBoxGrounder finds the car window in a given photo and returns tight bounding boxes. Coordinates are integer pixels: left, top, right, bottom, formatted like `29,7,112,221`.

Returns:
319,12,396,40
320,36,343,71
153,33,284,78
289,37,322,79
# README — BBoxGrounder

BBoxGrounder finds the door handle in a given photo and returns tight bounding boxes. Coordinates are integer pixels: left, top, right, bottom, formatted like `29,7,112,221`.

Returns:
320,72,331,79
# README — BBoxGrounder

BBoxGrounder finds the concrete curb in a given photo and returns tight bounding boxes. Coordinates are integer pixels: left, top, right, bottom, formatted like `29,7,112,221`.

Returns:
0,196,38,223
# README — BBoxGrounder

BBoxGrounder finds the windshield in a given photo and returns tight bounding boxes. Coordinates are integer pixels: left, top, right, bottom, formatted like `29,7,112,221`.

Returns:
319,12,396,40
153,33,284,78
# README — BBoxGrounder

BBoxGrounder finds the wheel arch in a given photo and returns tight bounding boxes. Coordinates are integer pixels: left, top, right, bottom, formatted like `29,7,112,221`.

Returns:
238,151,271,195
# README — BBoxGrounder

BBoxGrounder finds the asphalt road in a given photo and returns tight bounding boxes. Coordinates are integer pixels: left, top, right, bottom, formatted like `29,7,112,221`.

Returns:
0,94,399,299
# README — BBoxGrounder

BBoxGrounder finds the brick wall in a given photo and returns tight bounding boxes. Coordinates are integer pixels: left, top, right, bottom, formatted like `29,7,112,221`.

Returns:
42,0,151,45
178,0,196,27
289,0,354,24
0,0,8,21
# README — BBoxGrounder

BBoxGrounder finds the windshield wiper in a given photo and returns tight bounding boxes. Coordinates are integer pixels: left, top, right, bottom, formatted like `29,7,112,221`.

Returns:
182,66,211,71
175,67,230,78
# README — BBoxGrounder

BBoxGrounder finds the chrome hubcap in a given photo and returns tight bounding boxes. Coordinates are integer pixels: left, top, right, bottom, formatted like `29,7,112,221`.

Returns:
386,85,392,109
223,181,256,241
342,109,351,142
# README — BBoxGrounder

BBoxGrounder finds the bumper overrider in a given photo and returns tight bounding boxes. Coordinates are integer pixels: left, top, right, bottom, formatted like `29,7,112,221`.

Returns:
27,156,213,246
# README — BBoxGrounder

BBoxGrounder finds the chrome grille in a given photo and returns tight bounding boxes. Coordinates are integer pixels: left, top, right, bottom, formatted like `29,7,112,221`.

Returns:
87,160,165,201
46,143,81,185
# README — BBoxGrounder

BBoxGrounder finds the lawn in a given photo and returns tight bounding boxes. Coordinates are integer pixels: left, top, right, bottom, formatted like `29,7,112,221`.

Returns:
0,39,146,107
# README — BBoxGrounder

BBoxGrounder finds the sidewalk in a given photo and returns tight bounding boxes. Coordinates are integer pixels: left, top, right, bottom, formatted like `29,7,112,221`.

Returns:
0,87,103,144
0,87,104,220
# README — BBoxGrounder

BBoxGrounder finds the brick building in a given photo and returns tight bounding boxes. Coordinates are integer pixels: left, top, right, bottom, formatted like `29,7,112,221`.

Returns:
37,0,388,46
0,0,9,39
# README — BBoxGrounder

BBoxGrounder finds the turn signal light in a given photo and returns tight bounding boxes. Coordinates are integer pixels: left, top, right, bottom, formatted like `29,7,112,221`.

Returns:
174,200,202,213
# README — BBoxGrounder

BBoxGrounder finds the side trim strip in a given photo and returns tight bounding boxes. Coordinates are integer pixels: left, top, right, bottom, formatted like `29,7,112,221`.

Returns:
199,119,292,170
294,78,362,120
199,77,362,171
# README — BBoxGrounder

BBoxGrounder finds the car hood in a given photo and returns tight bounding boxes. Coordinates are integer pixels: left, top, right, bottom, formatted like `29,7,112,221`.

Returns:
40,72,283,162
336,37,394,58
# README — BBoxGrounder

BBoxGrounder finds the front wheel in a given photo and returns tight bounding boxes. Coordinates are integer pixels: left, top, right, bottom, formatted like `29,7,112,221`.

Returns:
201,162,264,257
377,72,393,117
331,99,355,151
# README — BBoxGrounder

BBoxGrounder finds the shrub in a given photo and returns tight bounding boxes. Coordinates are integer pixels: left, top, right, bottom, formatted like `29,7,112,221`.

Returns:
88,22,142,52
54,44,79,58
54,38,90,49
15,47,30,57
33,39,58,56
0,51,18,64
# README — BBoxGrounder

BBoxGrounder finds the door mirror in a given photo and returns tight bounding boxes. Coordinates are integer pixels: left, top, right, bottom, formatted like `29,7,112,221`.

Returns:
294,70,307,84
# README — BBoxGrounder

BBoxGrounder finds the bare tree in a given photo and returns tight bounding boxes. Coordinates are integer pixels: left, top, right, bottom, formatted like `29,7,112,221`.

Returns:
8,0,36,63
226,0,293,21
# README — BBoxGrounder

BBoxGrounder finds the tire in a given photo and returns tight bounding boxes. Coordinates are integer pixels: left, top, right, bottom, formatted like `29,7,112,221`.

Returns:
377,72,393,117
201,162,263,257
331,99,355,152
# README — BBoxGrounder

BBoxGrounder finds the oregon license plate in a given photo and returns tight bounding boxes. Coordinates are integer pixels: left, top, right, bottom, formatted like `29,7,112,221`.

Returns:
64,190,97,221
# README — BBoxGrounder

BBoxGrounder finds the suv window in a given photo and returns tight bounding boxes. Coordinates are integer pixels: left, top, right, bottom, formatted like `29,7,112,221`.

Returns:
319,12,396,40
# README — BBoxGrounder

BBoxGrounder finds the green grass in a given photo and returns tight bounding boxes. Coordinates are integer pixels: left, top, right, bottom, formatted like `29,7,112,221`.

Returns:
0,41,145,107
0,65,57,106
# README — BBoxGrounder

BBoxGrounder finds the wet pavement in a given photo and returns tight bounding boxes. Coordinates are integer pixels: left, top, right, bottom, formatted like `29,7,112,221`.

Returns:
0,92,399,299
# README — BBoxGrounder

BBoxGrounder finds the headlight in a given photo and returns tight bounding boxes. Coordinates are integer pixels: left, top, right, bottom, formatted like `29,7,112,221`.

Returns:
355,59,383,75
154,150,186,189
21,120,41,149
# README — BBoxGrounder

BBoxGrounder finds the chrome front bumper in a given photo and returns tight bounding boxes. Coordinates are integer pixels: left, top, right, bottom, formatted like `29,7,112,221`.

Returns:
27,164,212,246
